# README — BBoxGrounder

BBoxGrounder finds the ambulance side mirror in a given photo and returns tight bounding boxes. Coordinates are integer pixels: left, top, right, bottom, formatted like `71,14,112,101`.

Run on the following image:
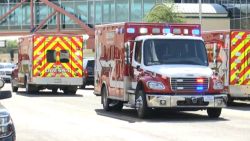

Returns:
125,42,131,65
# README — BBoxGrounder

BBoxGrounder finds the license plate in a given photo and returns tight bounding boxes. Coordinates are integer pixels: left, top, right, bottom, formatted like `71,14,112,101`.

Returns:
203,96,214,101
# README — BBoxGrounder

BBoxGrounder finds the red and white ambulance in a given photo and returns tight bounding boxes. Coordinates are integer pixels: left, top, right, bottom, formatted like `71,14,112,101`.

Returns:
94,22,227,118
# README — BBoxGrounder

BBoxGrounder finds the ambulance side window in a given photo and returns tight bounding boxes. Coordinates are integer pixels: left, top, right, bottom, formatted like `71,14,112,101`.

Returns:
134,41,142,63
46,50,56,63
60,50,69,63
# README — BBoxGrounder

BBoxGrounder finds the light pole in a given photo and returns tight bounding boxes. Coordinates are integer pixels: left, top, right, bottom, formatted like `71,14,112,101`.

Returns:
199,0,202,28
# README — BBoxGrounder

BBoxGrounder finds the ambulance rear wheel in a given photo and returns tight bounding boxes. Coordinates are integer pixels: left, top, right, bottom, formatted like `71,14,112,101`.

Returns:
227,95,234,105
11,82,18,92
25,79,31,94
63,88,77,95
207,108,222,118
52,88,57,93
69,89,77,95
101,86,111,111
25,82,36,94
136,88,150,119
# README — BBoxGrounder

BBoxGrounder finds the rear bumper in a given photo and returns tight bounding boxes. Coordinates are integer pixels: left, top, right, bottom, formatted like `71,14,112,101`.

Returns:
31,77,83,86
229,85,250,98
146,94,227,108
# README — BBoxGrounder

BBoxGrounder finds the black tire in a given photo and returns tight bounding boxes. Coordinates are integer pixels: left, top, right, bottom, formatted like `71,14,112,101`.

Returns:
69,89,77,95
135,89,150,118
11,81,18,92
25,80,31,94
25,79,37,94
81,84,86,89
52,88,57,93
64,87,77,95
207,108,222,118
101,86,111,111
227,95,234,105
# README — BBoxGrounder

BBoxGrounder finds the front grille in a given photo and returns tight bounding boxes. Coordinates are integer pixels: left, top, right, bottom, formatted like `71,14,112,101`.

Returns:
171,77,209,92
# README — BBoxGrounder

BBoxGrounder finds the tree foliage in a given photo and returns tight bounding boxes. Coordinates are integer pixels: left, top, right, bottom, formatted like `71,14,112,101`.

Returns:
144,2,184,23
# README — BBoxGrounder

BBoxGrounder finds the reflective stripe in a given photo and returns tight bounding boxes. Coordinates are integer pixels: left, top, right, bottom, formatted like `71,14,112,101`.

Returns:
230,31,249,85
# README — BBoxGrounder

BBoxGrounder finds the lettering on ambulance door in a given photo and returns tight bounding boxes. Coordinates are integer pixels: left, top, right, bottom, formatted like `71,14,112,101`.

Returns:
133,41,142,81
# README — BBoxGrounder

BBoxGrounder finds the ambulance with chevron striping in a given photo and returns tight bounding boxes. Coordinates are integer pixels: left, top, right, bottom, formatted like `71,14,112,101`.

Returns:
11,34,84,94
202,30,250,103
94,22,227,118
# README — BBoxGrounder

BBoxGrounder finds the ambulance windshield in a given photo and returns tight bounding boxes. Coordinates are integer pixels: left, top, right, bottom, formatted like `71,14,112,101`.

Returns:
143,39,208,66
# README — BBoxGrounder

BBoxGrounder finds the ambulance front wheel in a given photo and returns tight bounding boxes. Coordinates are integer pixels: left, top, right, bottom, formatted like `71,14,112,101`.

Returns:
135,88,150,119
207,108,222,118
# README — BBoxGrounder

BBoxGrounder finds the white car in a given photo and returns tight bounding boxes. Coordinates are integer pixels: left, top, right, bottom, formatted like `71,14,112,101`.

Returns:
0,63,15,82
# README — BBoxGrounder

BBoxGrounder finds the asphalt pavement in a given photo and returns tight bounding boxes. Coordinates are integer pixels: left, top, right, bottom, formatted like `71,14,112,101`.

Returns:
1,84,250,141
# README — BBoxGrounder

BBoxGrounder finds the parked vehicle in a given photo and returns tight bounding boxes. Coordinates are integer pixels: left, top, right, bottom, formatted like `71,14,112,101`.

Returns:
202,30,250,103
94,22,227,118
0,78,16,141
11,34,84,94
0,63,15,83
81,57,94,89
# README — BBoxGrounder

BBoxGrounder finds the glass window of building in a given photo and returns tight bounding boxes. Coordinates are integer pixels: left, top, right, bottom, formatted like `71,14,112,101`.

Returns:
131,0,142,22
103,0,115,23
116,0,129,22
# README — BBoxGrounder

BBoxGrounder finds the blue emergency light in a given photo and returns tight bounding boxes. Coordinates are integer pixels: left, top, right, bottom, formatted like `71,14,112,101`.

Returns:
196,86,204,91
192,29,200,35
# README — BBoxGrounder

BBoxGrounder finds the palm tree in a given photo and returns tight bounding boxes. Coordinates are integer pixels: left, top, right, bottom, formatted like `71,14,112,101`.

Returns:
144,2,184,23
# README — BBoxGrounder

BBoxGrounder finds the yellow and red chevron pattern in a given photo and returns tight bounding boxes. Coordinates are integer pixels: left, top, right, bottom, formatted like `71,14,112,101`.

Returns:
230,31,250,85
32,35,83,78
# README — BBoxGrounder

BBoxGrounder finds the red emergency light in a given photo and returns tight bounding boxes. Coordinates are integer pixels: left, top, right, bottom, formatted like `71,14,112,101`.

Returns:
196,78,204,83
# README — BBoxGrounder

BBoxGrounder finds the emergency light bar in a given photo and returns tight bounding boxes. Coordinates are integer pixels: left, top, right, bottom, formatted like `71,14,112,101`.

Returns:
125,26,200,36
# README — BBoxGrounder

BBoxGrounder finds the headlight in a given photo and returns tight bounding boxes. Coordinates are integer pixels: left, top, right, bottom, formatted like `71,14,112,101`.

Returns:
147,81,165,90
213,80,224,90
0,111,14,139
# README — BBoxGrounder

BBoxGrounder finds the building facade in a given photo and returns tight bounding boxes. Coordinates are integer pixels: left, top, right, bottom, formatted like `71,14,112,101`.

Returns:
0,0,248,30
176,0,250,29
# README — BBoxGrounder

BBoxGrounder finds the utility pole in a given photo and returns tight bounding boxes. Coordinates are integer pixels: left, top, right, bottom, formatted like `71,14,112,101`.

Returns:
199,0,202,29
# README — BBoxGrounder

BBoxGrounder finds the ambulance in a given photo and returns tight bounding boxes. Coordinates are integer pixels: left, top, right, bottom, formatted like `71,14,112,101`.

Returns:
94,22,227,118
202,30,250,103
11,34,84,94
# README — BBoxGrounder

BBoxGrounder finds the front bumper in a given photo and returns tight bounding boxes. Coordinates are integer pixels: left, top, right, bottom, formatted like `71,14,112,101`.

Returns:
0,133,15,141
146,94,227,108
